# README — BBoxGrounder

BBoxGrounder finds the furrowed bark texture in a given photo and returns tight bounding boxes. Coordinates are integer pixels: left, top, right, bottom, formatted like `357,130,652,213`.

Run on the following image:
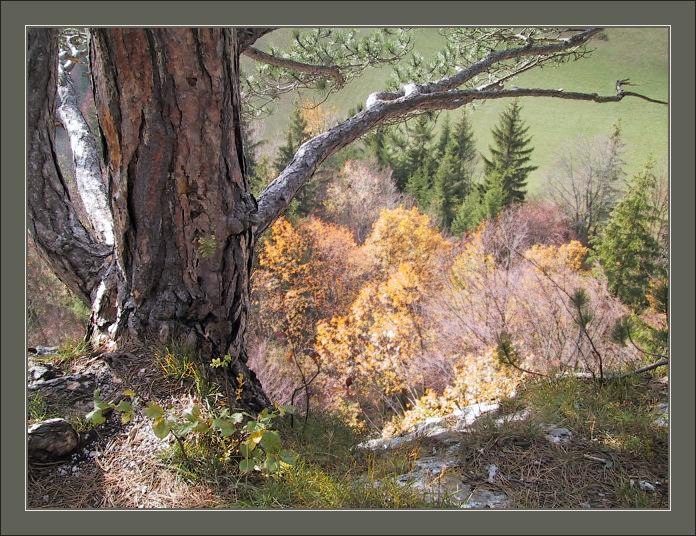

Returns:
89,28,269,410
27,28,112,305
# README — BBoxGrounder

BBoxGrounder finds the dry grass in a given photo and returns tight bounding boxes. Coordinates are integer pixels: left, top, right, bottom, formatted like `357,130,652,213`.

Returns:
449,374,669,509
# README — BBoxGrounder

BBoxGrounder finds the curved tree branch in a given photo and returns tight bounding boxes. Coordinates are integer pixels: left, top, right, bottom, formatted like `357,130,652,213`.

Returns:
243,45,346,87
423,27,604,93
254,83,667,236
27,28,112,305
236,27,276,52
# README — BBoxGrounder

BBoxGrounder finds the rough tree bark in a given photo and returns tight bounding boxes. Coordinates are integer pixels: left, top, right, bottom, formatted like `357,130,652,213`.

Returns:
27,28,112,306
88,28,269,410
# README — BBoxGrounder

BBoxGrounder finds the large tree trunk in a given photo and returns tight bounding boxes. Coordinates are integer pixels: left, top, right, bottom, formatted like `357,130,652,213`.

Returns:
28,27,270,411
87,28,269,410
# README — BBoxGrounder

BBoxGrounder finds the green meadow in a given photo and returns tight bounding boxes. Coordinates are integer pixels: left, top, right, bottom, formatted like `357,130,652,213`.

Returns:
249,28,668,191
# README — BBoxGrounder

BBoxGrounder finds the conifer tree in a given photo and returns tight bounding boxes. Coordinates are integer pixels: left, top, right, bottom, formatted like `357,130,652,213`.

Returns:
435,115,451,159
430,111,479,230
594,159,664,310
482,100,537,206
274,106,311,174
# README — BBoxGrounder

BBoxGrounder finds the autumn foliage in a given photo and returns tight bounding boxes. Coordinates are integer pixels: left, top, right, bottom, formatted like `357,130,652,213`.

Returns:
247,195,647,433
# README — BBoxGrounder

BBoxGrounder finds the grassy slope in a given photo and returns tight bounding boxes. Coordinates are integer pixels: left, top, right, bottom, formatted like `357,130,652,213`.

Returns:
248,28,668,192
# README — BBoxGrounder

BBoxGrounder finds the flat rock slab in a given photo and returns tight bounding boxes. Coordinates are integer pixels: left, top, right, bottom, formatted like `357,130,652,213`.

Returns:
28,361,63,382
395,466,510,508
358,402,499,451
28,418,79,461
28,373,96,415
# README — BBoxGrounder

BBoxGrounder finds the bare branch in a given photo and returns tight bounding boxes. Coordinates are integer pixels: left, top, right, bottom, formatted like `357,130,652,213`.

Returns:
254,83,666,236
243,46,345,87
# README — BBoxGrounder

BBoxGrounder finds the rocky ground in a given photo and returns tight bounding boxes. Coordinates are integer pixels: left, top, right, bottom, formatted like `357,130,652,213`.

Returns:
26,347,669,509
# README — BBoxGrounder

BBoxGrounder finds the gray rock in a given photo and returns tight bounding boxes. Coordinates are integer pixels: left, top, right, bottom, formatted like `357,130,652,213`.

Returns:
357,402,499,451
28,346,59,356
462,488,510,509
654,402,668,428
495,409,531,426
631,479,656,493
486,464,499,483
544,426,572,444
27,373,96,415
453,402,500,431
28,418,79,461
28,361,62,382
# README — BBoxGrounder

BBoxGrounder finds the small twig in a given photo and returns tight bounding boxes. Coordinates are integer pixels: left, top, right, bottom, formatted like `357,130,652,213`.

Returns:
171,431,189,463
613,358,669,380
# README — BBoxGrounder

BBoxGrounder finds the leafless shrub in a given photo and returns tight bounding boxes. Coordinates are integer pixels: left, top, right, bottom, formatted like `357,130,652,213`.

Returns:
322,159,402,243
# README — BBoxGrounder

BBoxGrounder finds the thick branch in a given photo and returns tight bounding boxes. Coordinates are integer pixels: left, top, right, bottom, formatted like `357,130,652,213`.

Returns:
243,46,345,87
56,63,114,245
236,28,276,52
27,28,112,304
255,83,666,235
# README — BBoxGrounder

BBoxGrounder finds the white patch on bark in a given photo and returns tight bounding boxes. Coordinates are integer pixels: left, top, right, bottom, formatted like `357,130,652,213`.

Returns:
57,65,114,245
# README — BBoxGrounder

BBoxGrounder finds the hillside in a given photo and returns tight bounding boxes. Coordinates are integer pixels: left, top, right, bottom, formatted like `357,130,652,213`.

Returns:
248,28,668,191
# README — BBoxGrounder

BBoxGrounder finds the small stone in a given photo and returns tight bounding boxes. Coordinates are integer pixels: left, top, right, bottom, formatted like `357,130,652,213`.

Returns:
28,418,79,462
486,464,499,483
544,427,572,444
631,479,656,493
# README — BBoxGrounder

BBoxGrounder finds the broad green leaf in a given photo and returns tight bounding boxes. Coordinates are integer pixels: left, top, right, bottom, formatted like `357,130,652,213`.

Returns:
144,402,164,421
114,399,132,415
245,420,262,433
239,458,255,473
86,408,105,426
264,455,279,473
152,417,171,439
279,449,297,466
212,417,237,437
174,422,197,436
192,420,210,434
260,430,281,452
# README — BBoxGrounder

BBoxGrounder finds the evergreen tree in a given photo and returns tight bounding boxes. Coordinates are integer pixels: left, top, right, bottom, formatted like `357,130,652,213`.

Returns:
435,115,451,159
273,106,311,174
395,114,436,193
451,188,483,235
240,115,267,196
482,100,537,205
429,111,479,230
594,159,664,310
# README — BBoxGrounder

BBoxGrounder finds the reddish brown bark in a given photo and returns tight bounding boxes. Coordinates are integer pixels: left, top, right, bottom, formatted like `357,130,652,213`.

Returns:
86,28,268,409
